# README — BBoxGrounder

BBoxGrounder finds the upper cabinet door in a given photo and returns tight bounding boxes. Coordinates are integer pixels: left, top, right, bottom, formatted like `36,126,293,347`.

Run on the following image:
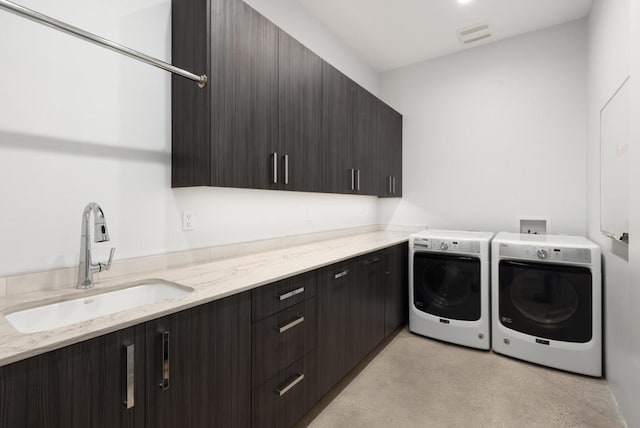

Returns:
321,61,354,194
210,0,279,190
278,31,323,192
353,85,379,196
377,102,403,197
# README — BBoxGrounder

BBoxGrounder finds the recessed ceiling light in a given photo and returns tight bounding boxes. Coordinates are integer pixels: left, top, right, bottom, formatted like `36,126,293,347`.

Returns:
458,0,473,4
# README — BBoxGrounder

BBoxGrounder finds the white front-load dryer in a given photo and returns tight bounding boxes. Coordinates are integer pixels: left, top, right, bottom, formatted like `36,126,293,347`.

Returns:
409,230,494,350
491,232,602,376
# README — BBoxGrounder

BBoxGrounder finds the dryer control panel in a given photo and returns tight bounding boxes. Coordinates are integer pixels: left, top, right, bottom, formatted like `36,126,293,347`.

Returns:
413,238,481,254
499,243,591,264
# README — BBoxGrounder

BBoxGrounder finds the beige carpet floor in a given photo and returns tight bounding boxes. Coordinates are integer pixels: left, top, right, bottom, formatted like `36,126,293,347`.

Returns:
303,328,626,428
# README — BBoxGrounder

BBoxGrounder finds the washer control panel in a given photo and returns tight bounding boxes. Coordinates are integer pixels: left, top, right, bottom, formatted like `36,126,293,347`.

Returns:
499,243,591,264
413,238,480,254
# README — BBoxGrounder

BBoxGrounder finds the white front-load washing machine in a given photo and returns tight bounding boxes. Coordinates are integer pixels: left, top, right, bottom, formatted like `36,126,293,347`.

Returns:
491,232,602,376
409,230,494,350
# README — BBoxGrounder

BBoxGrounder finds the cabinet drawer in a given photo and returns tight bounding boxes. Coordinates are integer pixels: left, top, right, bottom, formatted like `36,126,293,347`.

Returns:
252,271,317,322
253,297,317,387
252,351,318,428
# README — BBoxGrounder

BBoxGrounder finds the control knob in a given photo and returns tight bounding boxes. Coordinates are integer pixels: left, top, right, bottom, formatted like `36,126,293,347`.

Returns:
536,248,548,259
440,242,449,251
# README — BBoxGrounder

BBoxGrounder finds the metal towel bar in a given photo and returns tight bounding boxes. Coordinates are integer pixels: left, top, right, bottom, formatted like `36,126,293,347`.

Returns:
0,0,208,88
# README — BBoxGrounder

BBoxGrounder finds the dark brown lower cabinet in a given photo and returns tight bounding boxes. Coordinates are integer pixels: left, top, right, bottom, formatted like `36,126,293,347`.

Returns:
350,252,386,366
0,293,250,428
0,243,408,428
384,243,409,337
317,260,353,399
252,351,318,428
145,292,251,428
0,324,146,428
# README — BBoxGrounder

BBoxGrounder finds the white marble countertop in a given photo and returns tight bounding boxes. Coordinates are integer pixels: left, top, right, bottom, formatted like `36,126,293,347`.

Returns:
0,230,409,367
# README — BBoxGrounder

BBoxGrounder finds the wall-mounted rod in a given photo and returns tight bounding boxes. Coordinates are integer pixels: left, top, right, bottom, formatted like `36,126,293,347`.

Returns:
0,0,208,88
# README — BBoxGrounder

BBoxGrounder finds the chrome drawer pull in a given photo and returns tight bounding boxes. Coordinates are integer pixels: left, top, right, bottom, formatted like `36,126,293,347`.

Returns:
284,154,289,185
278,287,305,301
278,316,305,333
159,331,170,390
275,373,305,397
124,344,135,409
334,269,349,279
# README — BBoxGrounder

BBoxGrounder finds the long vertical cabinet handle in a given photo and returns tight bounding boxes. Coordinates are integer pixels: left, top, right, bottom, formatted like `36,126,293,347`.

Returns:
356,170,361,191
272,153,278,184
159,331,170,390
350,169,355,191
284,154,289,185
385,251,391,275
388,176,393,195
124,344,135,409
392,176,396,194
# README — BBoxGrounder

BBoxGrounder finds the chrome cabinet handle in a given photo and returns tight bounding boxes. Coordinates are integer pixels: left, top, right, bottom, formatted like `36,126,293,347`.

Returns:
275,373,305,397
385,252,391,275
392,176,396,194
364,257,381,265
272,152,278,184
159,331,170,390
278,316,304,333
278,287,305,301
350,169,355,190
334,269,349,279
356,169,361,191
124,344,135,409
284,154,289,185
388,176,393,195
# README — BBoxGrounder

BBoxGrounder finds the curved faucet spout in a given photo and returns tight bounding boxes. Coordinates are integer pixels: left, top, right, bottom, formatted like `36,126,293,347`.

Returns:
77,202,115,289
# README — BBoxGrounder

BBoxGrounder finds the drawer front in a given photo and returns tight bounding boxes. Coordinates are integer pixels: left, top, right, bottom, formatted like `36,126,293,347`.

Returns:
252,271,317,322
252,351,318,428
252,298,317,387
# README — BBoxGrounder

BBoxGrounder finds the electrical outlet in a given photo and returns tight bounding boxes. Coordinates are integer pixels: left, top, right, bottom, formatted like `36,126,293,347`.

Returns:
182,211,194,231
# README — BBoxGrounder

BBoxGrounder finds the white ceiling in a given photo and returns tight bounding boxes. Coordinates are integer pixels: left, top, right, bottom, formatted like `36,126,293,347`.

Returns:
294,0,593,71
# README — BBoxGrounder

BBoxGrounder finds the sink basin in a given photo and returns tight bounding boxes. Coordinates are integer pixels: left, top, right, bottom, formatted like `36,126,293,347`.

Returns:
5,281,192,334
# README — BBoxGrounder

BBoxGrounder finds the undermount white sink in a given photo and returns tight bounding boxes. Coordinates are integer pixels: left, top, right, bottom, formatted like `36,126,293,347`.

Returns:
5,281,192,334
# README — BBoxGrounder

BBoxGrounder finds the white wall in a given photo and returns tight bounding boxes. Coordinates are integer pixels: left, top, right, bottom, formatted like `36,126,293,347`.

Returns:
0,0,378,277
377,20,588,235
587,0,640,426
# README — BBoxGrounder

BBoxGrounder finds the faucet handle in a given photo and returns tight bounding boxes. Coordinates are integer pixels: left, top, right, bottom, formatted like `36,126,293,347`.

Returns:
99,248,116,272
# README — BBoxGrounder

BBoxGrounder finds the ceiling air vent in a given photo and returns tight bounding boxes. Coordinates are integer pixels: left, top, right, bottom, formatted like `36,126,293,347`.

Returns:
457,21,491,44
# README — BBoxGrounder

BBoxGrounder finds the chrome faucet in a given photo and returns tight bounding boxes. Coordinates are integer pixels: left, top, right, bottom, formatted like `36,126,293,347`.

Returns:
77,202,115,289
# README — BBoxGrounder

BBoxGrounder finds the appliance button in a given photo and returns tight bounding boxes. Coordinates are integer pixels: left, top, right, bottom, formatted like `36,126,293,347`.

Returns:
440,242,449,251
536,249,548,259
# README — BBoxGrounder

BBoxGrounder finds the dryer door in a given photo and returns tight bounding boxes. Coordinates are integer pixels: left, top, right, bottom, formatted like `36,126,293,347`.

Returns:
499,260,593,343
413,252,481,321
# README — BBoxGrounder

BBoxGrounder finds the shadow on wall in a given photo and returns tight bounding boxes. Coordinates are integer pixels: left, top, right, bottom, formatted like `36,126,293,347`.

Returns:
0,130,170,164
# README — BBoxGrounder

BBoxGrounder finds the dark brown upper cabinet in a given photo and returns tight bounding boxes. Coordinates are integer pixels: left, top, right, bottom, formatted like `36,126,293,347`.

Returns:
353,85,380,196
172,0,279,190
321,61,355,194
378,101,403,197
278,31,323,192
172,0,402,197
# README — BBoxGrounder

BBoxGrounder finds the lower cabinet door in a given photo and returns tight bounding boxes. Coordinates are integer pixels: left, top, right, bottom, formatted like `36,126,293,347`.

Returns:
252,351,318,428
0,325,146,428
145,292,251,428
384,243,409,336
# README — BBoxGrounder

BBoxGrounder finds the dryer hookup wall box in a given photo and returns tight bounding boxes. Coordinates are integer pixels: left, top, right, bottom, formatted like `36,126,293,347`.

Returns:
519,218,547,235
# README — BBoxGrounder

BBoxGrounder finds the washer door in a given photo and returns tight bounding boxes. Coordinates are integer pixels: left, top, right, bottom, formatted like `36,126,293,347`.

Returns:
413,252,481,321
499,260,593,343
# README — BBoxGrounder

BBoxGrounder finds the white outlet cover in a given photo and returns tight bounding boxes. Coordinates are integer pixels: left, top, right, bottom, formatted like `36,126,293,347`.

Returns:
182,211,194,231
